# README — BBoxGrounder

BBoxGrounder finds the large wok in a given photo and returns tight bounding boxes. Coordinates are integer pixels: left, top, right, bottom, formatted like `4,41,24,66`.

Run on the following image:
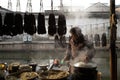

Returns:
38,69,69,80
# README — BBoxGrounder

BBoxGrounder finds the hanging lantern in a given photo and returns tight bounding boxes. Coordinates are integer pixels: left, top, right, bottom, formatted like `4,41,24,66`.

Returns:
48,13,56,36
37,13,46,34
58,14,67,36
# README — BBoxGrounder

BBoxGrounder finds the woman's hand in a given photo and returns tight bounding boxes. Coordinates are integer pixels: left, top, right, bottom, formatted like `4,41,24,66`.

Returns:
60,59,64,64
69,38,74,46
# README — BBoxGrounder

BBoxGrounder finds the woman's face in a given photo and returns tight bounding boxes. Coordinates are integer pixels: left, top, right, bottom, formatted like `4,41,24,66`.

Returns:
70,32,77,40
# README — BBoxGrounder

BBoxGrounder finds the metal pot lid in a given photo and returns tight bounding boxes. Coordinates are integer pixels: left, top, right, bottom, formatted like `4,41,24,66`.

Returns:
38,64,48,67
74,62,97,68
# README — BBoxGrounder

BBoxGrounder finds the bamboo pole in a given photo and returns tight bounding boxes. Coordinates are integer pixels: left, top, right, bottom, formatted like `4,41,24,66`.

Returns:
110,0,117,80
51,0,53,11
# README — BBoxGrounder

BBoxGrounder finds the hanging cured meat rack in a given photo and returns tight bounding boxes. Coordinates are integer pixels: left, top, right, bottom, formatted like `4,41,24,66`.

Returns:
23,0,36,42
48,0,57,36
0,0,67,42
37,0,46,35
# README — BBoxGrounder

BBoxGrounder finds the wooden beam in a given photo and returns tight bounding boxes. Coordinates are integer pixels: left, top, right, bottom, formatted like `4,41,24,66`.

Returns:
110,0,117,80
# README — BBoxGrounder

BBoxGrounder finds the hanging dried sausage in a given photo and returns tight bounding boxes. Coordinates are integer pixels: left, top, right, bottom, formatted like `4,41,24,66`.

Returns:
0,13,2,36
37,13,46,34
58,14,67,36
101,33,107,47
3,13,14,36
29,13,36,35
48,13,56,36
14,13,23,35
24,13,29,33
24,13,36,35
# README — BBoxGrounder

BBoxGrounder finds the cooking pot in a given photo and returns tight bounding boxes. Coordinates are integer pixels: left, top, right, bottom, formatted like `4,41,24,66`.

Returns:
8,62,20,73
39,64,48,72
29,63,37,72
72,62,97,80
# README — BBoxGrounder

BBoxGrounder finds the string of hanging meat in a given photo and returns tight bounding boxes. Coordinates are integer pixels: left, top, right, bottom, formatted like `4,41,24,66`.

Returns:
48,13,57,36
0,13,2,36
37,13,46,34
24,13,36,35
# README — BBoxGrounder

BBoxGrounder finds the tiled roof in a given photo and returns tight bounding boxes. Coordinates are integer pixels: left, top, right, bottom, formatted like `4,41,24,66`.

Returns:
85,2,109,12
116,7,120,12
0,6,13,13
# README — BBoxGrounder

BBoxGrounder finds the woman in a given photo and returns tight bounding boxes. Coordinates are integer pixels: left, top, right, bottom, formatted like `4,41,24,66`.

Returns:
62,27,96,80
